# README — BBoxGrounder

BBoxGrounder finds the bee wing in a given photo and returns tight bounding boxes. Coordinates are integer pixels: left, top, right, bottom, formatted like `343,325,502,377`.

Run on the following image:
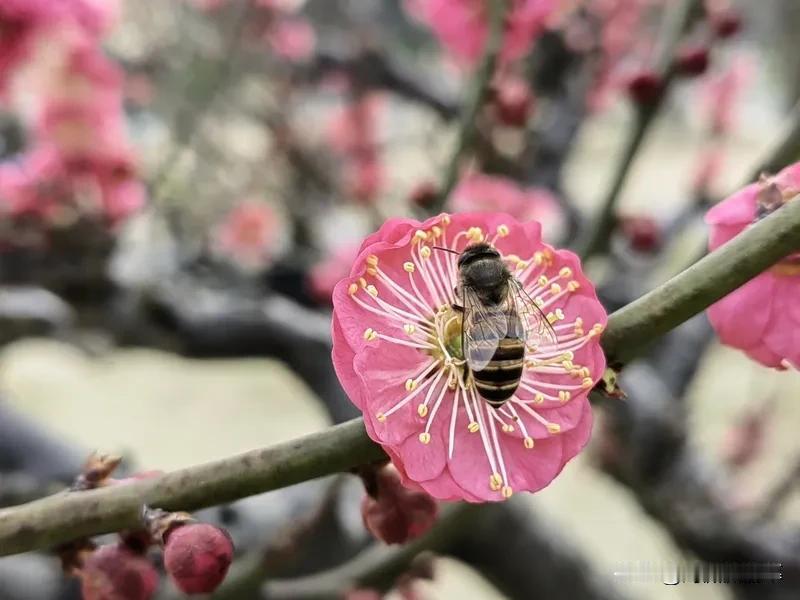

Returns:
462,287,508,372
507,277,557,348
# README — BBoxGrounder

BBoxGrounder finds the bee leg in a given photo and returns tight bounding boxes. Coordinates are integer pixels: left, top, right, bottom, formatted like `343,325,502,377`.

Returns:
452,303,464,312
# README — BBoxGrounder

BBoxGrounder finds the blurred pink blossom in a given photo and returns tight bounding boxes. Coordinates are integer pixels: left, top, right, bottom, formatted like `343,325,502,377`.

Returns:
404,0,557,66
213,201,280,269
701,54,753,136
309,242,359,304
267,18,315,60
451,173,564,240
705,162,800,370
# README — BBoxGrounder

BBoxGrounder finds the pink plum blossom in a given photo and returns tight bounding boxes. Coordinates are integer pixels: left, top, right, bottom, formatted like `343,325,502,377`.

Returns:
267,18,315,61
450,173,565,241
404,0,558,66
706,162,800,370
213,201,280,269
332,212,607,501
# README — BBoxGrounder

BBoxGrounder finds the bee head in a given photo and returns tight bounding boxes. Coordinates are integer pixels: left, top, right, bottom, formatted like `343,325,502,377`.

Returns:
457,242,500,268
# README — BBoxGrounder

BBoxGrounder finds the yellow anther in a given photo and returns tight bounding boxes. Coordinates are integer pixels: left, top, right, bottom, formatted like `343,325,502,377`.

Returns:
502,424,514,433
581,367,591,378
366,254,379,267
489,473,503,491
582,377,594,389
550,283,562,295
559,390,571,403
546,312,558,325
567,280,580,292
561,351,575,361
419,432,431,444
468,422,480,433
363,328,378,341
501,486,514,499
432,225,442,238
448,377,458,390
414,230,427,242
405,378,417,391
366,266,377,276
358,277,367,288
533,251,544,265
554,308,565,320
403,324,416,335
376,412,386,422
441,214,451,225
403,261,415,273
534,393,545,404
366,285,378,297
535,296,545,308
506,253,520,263
592,323,605,335
574,317,583,328
559,267,573,278
538,275,549,287
497,224,510,237
417,404,428,417
546,423,561,434
524,437,535,449
562,360,574,370
467,226,483,241
516,260,529,270
348,283,358,295
420,246,431,259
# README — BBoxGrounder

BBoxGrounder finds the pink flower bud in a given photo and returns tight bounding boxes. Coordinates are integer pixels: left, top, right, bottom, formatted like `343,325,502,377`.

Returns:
619,215,662,253
80,544,159,600
711,9,742,40
360,466,438,545
408,181,439,209
675,45,710,78
626,71,665,106
492,75,533,127
163,523,234,595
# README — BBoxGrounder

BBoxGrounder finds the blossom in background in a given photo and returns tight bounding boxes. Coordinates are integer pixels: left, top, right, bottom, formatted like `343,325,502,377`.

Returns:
267,17,315,61
706,162,800,370
332,213,607,501
701,54,753,136
450,173,565,241
309,242,360,304
404,0,557,66
213,201,280,269
327,93,385,204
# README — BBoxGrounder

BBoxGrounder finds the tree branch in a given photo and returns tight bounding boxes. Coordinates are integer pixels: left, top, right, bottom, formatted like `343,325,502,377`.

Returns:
1,191,800,556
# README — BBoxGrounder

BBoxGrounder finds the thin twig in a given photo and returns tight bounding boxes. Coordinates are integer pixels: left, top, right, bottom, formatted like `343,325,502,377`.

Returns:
429,0,506,213
2,196,800,556
576,0,700,260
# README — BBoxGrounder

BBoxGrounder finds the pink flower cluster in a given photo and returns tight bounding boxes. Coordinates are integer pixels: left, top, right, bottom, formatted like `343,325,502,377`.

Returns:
451,173,565,241
706,162,800,370
404,0,558,66
0,0,144,234
327,92,385,204
332,213,607,501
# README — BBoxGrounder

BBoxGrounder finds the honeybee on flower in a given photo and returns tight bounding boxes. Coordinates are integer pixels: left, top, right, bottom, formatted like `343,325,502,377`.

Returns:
332,213,607,502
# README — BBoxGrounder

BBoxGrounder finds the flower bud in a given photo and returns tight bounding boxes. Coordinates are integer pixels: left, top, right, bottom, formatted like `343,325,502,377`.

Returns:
360,466,438,545
626,71,665,106
163,523,234,595
491,76,533,127
619,215,662,253
711,9,742,39
80,544,159,600
674,45,710,78
408,181,439,209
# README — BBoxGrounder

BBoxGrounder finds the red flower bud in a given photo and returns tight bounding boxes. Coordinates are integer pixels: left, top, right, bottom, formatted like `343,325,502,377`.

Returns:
360,466,438,545
408,181,439,209
619,215,662,253
492,76,533,127
163,523,234,595
626,71,665,106
80,544,159,600
711,9,742,39
674,45,710,77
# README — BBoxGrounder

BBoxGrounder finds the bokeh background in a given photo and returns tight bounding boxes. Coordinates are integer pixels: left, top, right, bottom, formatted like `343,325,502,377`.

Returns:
1,1,800,599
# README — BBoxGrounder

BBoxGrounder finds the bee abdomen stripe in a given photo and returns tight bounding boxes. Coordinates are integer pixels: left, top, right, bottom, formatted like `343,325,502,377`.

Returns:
473,380,518,402
473,364,523,383
492,340,525,361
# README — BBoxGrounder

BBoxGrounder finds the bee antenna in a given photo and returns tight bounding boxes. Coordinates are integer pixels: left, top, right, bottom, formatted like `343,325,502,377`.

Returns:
431,246,460,255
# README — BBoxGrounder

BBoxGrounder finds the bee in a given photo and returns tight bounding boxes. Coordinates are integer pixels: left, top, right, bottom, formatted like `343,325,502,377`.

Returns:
453,242,555,407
